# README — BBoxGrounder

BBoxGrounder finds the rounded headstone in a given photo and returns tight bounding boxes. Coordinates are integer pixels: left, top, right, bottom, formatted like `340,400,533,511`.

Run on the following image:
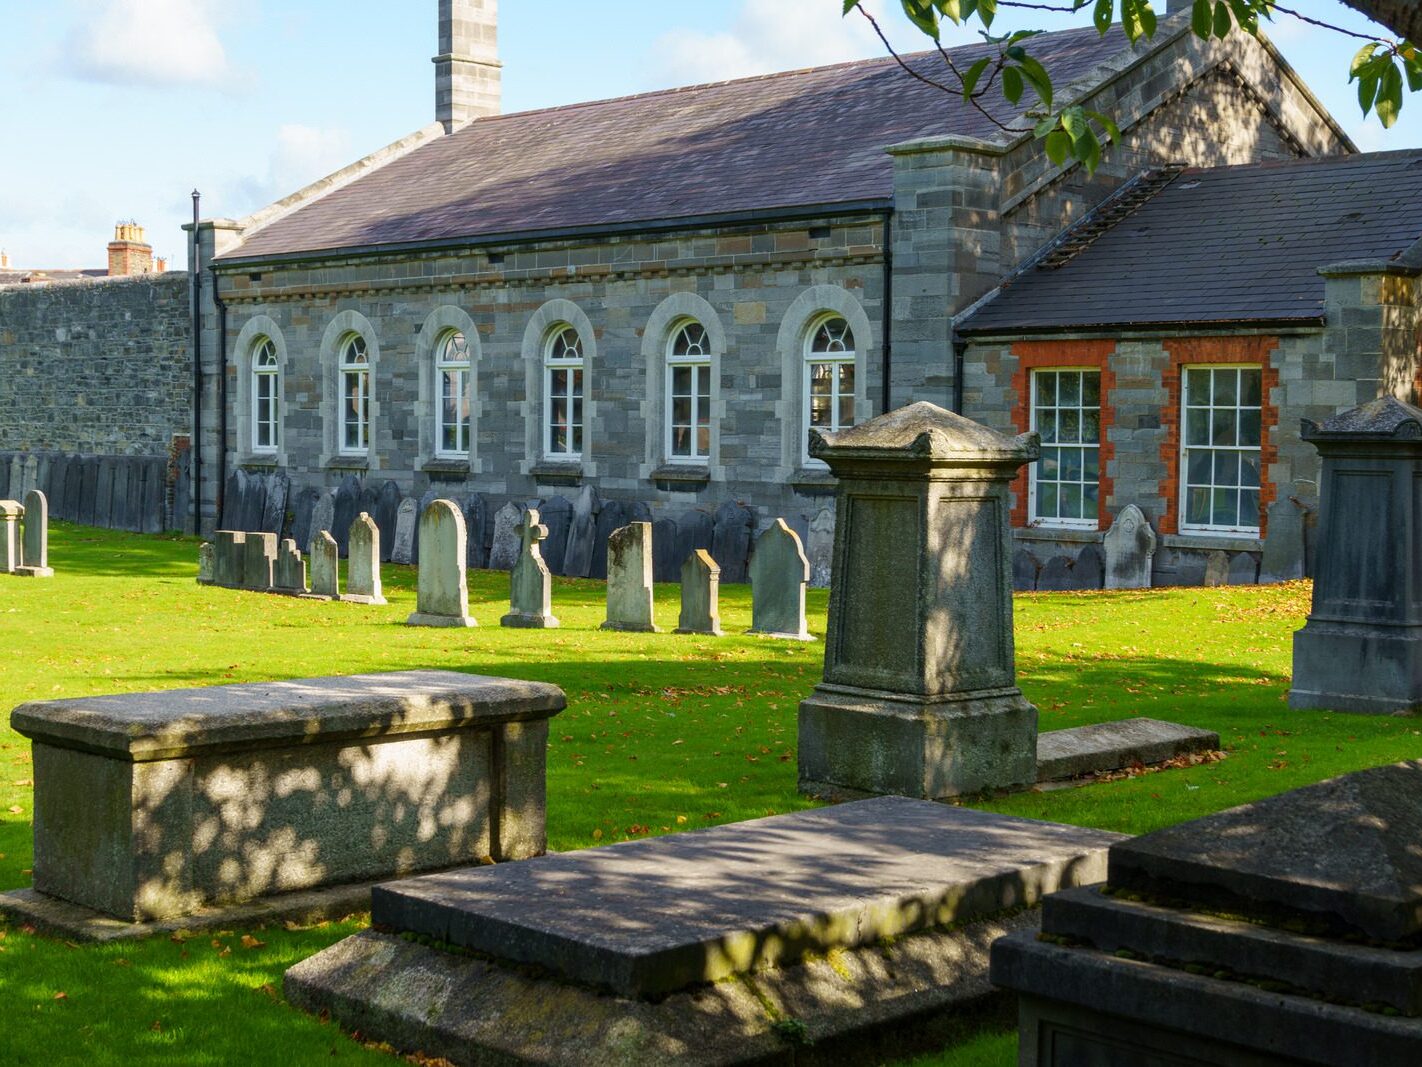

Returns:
712,501,755,584
333,474,361,556
375,480,402,562
589,499,627,581
539,495,574,576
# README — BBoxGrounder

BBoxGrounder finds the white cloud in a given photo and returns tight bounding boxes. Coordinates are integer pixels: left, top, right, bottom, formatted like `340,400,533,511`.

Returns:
648,0,959,88
64,0,235,88
231,124,354,212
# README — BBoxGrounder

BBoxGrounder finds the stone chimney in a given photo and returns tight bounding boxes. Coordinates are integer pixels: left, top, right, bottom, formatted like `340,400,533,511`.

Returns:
108,222,155,277
0,251,8,269
434,0,501,133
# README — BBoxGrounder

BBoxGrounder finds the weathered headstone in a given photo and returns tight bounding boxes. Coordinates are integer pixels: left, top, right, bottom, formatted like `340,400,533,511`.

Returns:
676,550,723,636
1102,504,1156,590
78,457,99,527
290,487,321,557
711,500,754,583
95,456,116,529
602,522,658,633
375,481,402,563
262,470,290,537
1202,550,1230,587
539,495,574,577
343,513,386,605
1012,548,1038,591
197,542,215,585
488,502,523,571
1227,551,1257,585
358,483,380,535
501,508,558,628
675,510,714,571
1074,544,1104,590
391,497,418,565
411,490,440,566
274,539,307,594
222,469,244,530
805,508,835,589
214,530,246,588
171,451,190,534
588,499,627,581
310,490,336,554
240,469,267,534
333,475,361,556
1259,497,1306,583
110,459,133,532
309,531,340,599
0,500,22,573
464,492,489,571
1291,398,1422,714
408,500,476,628
46,454,68,520
798,402,1040,799
651,517,680,583
748,519,812,641
242,532,277,592
1036,554,1074,591
561,485,599,578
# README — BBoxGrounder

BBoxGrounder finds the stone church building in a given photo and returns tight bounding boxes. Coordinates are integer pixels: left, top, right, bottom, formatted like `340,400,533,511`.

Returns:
187,0,1390,584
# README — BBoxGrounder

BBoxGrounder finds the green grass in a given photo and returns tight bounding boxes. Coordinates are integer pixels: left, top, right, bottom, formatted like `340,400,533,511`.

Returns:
0,523,1417,1065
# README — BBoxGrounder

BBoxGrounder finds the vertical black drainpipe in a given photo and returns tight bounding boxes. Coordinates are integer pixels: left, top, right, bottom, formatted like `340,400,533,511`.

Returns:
880,209,893,416
212,266,228,529
953,338,966,415
190,191,202,534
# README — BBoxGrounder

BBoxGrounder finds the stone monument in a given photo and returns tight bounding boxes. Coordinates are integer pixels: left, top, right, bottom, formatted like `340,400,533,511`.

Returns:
197,542,215,585
488,502,523,571
748,519,812,640
601,522,658,633
16,489,53,578
242,532,277,592
0,499,21,574
274,539,307,594
344,513,386,605
1290,397,1422,714
676,550,723,636
1102,504,1156,589
214,531,246,588
798,402,1040,799
408,500,476,628
310,531,340,600
501,508,558,628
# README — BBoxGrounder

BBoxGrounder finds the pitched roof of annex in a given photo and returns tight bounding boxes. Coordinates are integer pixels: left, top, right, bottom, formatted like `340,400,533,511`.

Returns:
958,149,1422,335
219,25,1138,263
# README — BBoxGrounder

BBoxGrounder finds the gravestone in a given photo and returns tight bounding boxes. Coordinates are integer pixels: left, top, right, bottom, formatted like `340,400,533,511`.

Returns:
221,469,243,530
1012,548,1038,591
408,500,476,628
171,451,191,534
538,496,573,577
602,522,658,633
1036,554,1074,591
1227,551,1257,585
805,508,835,588
197,542,215,585
391,497,418,565
799,402,1040,799
46,454,68,520
310,531,340,599
78,457,99,527
109,459,133,532
651,517,680,583
1102,504,1156,589
1073,544,1104,590
1260,497,1306,583
214,531,246,588
333,475,361,556
94,457,116,530
0,500,21,573
11,456,26,503
464,492,489,570
1291,398,1422,714
711,501,754,583
561,485,599,578
358,483,380,535
374,481,402,563
242,533,277,592
62,455,83,525
262,471,290,537
274,539,307,594
501,508,558,629
675,510,714,572
676,550,723,636
748,519,812,640
1202,550,1230,587
488,502,523,571
289,486,320,555
588,499,627,581
409,490,439,566
0,455,11,500
240,470,267,534
310,490,336,552
344,513,386,605
993,762,1422,1065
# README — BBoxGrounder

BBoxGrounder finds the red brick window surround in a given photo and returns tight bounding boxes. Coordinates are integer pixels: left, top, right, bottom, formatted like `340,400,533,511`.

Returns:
1009,340,1117,529
1159,337,1280,538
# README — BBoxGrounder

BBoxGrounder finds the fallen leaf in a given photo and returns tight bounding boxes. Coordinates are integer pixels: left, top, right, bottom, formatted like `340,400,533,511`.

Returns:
591,828,603,840
53,991,68,1001
240,934,265,949
150,1020,163,1032
7,806,20,815
258,983,278,999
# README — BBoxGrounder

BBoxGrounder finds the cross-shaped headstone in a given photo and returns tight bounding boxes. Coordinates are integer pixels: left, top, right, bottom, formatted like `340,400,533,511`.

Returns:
518,510,550,557
502,507,559,628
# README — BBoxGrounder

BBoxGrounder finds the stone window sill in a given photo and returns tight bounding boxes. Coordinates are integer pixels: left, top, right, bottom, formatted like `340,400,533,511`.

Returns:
326,456,370,472
422,458,471,477
1162,533,1263,553
790,467,838,495
530,462,583,487
649,464,710,487
1015,526,1103,544
239,455,280,471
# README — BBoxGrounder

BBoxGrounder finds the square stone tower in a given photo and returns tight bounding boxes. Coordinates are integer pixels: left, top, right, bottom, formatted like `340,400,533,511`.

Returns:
435,0,501,132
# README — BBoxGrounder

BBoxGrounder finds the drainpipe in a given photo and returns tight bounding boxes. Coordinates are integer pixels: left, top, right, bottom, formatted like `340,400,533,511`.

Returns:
953,337,967,415
211,266,228,528
190,191,202,534
880,209,894,416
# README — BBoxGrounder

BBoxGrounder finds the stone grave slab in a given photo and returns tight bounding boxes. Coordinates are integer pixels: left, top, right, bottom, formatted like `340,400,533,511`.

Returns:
16,488,53,577
487,501,522,571
309,490,336,550
561,484,598,578
408,499,476,628
343,513,386,604
197,542,215,585
262,470,290,536
711,500,753,583
651,517,680,583
370,796,1122,999
374,480,401,562
602,522,658,633
309,530,340,599
391,496,417,565
273,539,307,594
1102,504,1156,589
747,518,812,640
676,549,722,636
1035,718,1220,781
213,530,246,588
539,495,573,576
242,532,277,591
463,492,489,570
289,486,320,556
333,475,361,556
501,508,557,628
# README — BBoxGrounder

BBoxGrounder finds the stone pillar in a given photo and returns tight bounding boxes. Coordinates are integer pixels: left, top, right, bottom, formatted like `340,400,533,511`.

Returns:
1290,397,1422,714
0,500,21,573
435,0,501,132
798,402,1040,799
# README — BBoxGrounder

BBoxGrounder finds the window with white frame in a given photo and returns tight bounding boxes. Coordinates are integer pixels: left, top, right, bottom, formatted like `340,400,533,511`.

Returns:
251,338,280,453
666,320,711,462
1031,368,1101,527
543,325,583,459
804,316,855,452
1181,365,1263,534
339,334,371,455
435,330,471,458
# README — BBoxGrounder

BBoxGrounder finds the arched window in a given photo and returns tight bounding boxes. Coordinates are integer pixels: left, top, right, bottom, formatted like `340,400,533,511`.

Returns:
251,338,280,453
339,334,370,455
435,330,471,457
543,325,583,459
805,315,856,445
666,320,711,463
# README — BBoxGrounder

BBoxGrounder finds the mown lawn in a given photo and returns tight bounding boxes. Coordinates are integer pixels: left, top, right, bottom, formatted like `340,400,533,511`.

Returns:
0,524,1417,1065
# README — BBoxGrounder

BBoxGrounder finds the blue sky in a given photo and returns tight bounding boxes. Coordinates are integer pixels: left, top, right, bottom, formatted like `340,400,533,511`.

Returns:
0,0,1414,268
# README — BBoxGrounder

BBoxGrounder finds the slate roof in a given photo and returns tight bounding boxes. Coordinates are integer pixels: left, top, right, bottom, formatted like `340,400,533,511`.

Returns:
958,150,1422,335
223,26,1134,263
0,268,107,287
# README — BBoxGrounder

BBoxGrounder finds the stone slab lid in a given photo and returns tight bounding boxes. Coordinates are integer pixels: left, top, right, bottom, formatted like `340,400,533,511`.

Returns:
1109,761,1422,942
10,670,565,762
809,402,1039,465
371,796,1123,998
1301,396,1422,443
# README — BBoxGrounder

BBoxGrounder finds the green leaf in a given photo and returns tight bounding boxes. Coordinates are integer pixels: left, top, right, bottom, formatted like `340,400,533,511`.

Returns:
1405,56,1422,93
1351,43,1381,78
1088,109,1123,145
1192,0,1212,38
1213,0,1231,38
1358,73,1379,115
1377,62,1404,127
1045,129,1072,165
843,0,860,15
1081,127,1103,175
900,0,941,38
1019,55,1055,109
978,0,997,30
1061,107,1086,139
1034,114,1059,138
962,56,992,98
1003,65,1025,105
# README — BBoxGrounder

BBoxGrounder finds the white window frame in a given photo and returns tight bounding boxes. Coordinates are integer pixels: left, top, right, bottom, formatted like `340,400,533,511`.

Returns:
1179,363,1264,537
1028,367,1103,530
803,314,856,459
434,329,471,459
665,319,712,464
339,333,371,456
543,325,584,460
251,337,280,454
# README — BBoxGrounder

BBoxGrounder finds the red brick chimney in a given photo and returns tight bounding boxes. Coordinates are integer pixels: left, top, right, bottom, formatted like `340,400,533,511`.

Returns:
108,222,155,277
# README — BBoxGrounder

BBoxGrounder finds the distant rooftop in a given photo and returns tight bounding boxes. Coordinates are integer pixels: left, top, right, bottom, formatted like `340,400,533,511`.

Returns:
958,150,1422,335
